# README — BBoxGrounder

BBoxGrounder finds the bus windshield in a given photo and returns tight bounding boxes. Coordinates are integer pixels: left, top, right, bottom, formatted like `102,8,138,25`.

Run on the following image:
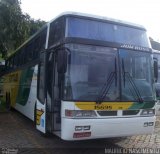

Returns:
64,44,119,101
120,49,154,102
63,44,154,102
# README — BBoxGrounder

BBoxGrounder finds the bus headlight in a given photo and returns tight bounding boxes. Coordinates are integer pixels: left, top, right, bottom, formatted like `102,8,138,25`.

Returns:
65,110,97,118
140,109,155,116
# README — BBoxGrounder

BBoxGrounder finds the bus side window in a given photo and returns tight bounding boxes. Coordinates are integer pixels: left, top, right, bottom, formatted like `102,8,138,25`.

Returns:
48,21,56,47
19,48,25,66
40,29,47,50
14,55,17,68
8,58,11,69
33,37,40,59
16,53,20,67
12,56,16,69
48,18,64,47
33,28,47,60
18,51,22,66
26,43,33,62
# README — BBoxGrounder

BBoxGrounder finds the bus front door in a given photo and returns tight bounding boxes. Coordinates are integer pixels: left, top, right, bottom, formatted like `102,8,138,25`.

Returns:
46,51,61,134
36,51,47,134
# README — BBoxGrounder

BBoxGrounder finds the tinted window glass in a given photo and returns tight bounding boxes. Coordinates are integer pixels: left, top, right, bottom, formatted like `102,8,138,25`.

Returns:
40,29,47,50
48,18,64,47
120,49,153,101
33,28,47,59
64,44,119,101
67,17,149,47
26,43,33,61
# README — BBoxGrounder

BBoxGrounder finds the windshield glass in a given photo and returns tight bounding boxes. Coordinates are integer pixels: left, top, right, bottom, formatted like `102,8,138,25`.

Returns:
66,17,150,48
120,49,154,101
64,44,119,101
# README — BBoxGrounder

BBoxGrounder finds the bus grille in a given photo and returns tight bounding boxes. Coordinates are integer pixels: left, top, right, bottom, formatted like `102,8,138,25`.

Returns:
123,110,140,115
97,110,140,116
97,111,117,116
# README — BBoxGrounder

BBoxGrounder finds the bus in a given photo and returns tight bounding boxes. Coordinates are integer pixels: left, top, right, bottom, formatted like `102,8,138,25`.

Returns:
151,40,160,115
0,12,157,140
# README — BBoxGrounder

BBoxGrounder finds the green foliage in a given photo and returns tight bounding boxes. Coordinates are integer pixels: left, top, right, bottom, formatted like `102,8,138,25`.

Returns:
27,16,46,36
0,0,46,59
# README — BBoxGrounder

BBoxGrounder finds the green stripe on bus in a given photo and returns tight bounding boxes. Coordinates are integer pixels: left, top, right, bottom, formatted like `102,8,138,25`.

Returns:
16,67,34,106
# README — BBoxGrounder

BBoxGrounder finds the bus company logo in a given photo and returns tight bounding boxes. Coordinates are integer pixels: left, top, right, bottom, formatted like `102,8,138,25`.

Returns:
134,46,150,52
121,44,150,52
121,44,134,49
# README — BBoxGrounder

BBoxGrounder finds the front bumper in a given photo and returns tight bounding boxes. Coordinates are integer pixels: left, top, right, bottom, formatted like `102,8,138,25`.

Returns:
61,116,156,140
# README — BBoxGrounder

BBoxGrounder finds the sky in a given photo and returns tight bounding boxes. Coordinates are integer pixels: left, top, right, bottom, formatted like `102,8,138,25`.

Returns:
21,0,160,41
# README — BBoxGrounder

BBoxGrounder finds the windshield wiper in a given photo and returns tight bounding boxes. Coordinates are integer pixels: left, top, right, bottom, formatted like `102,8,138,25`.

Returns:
122,59,143,103
96,58,117,104
96,72,115,104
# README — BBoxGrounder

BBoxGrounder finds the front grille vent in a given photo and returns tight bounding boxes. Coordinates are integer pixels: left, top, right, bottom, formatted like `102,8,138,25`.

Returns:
123,110,140,115
97,111,117,116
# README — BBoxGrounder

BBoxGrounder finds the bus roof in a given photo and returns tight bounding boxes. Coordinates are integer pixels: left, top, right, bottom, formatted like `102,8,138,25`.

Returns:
49,11,146,30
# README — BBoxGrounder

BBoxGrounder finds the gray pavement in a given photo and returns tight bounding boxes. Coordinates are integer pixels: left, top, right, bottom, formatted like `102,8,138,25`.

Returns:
112,116,160,149
0,110,160,154
0,110,119,154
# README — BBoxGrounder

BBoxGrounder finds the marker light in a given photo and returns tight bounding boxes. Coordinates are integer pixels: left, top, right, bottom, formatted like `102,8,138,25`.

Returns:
140,109,155,116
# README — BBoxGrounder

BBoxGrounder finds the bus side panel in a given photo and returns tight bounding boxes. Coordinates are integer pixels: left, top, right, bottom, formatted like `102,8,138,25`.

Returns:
10,71,22,107
0,65,38,120
14,65,38,120
0,71,21,111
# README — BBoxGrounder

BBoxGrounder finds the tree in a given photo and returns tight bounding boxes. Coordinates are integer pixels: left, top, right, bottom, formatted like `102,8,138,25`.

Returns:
27,15,46,36
0,0,46,59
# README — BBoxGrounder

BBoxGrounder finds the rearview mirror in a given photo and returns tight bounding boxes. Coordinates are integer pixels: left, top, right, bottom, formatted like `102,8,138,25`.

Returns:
57,50,67,74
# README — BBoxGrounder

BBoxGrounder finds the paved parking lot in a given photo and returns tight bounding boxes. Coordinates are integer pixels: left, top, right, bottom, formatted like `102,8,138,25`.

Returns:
0,110,120,154
0,110,160,154
112,116,160,149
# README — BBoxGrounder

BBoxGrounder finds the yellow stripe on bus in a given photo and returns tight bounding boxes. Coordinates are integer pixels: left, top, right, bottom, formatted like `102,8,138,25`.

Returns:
75,102,133,110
